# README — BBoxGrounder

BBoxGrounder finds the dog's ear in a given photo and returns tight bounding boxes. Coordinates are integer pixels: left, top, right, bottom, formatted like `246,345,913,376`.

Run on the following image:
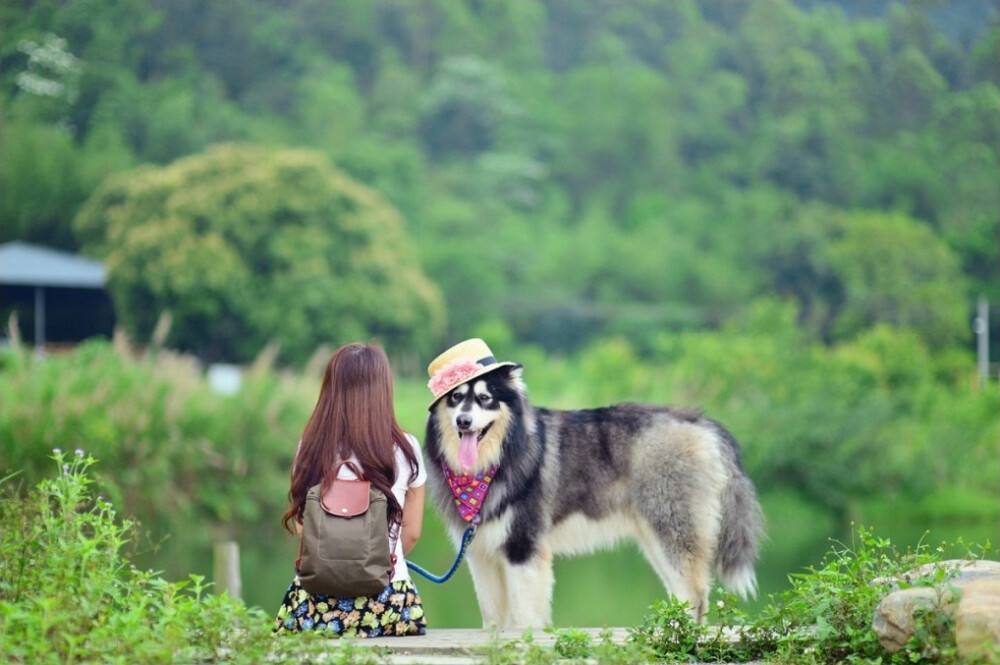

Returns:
503,363,524,380
499,363,525,391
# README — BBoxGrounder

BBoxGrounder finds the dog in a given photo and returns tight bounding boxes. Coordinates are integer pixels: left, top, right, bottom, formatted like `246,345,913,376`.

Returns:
423,363,763,629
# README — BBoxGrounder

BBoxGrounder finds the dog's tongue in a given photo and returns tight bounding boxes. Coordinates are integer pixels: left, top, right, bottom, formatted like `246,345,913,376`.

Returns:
458,431,478,472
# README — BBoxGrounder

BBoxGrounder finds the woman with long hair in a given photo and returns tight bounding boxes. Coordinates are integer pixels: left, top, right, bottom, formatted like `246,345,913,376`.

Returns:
274,343,427,637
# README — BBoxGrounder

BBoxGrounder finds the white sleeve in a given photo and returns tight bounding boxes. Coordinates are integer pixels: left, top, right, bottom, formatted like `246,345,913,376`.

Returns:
405,433,427,488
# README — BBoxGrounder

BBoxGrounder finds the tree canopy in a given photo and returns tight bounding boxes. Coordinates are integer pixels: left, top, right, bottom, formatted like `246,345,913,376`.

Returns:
2,0,998,358
74,144,445,362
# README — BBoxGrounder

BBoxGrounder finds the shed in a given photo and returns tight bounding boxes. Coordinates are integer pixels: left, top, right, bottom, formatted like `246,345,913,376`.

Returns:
0,241,113,350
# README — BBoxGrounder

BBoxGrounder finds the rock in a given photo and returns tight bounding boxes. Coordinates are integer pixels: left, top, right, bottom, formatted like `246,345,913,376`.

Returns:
873,560,1000,655
873,587,956,652
955,577,1000,661
874,559,1000,587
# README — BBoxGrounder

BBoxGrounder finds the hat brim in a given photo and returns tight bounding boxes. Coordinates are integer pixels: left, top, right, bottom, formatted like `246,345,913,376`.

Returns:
427,361,519,410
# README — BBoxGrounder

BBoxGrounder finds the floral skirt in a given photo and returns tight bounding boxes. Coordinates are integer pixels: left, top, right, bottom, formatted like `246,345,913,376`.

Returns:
274,576,426,637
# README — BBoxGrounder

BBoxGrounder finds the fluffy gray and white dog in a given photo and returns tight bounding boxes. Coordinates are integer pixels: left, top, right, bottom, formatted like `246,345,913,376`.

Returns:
424,364,764,629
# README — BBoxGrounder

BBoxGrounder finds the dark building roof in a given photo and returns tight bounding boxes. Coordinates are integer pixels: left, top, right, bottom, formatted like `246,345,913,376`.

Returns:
0,241,105,289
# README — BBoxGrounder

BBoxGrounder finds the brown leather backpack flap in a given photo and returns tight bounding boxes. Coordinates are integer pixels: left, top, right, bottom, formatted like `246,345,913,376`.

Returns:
321,479,371,517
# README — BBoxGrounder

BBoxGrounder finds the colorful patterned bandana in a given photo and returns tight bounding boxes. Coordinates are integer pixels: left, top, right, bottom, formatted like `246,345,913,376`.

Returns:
441,462,498,524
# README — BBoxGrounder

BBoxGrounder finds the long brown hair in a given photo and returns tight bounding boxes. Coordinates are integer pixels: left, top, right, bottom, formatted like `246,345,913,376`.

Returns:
282,342,417,534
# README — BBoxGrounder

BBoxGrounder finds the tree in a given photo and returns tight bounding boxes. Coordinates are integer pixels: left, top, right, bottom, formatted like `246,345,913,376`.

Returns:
418,56,516,159
75,144,445,363
826,212,968,347
0,112,134,249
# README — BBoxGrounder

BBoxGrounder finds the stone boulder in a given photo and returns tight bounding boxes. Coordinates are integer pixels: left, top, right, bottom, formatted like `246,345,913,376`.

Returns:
873,586,956,652
955,577,1000,661
872,560,1000,659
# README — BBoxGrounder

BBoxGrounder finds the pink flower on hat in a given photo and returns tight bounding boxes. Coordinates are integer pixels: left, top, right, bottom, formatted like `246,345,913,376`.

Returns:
428,359,482,398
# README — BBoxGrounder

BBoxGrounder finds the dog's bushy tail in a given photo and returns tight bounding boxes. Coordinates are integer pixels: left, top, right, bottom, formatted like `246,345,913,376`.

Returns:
714,443,764,599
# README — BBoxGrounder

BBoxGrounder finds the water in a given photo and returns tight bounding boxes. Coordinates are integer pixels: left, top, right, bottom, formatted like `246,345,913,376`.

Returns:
144,490,998,627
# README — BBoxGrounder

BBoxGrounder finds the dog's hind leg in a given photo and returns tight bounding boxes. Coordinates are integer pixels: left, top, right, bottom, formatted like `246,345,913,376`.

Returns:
467,549,510,628
634,518,712,622
502,546,554,629
630,423,728,621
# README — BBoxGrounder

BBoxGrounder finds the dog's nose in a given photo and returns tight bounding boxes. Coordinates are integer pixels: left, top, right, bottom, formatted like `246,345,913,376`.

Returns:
456,414,473,430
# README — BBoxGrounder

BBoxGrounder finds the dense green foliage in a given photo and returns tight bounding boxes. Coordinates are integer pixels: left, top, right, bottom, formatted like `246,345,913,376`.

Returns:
2,325,997,624
0,453,398,664
0,339,310,549
3,1,999,354
73,144,444,362
0,452,273,664
628,529,994,663
4,314,997,547
2,0,1000,645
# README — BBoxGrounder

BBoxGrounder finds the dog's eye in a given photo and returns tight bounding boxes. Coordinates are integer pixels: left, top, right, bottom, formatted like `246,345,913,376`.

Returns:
477,394,491,403
449,391,464,405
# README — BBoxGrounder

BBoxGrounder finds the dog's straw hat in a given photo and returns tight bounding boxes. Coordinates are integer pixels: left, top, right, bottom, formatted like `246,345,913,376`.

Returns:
426,338,516,409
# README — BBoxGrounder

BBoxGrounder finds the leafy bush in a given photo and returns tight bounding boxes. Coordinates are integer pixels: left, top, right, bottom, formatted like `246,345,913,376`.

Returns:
626,527,992,664
0,451,274,664
0,452,396,664
552,627,592,659
630,598,703,657
0,340,311,559
480,300,996,517
74,143,445,363
3,321,997,587
825,212,968,348
762,527,995,664
0,117,132,249
632,301,997,513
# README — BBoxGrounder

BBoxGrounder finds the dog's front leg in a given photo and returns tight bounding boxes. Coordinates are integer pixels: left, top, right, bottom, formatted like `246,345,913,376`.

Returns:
466,548,510,629
502,546,554,629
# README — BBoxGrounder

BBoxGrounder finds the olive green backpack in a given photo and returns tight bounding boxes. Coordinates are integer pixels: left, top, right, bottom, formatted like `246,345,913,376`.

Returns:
297,461,395,597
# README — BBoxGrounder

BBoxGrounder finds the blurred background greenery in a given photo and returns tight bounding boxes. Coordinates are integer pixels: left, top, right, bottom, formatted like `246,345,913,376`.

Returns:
1,0,999,627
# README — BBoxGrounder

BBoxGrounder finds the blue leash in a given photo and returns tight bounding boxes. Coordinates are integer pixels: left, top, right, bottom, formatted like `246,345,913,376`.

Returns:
406,525,477,583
